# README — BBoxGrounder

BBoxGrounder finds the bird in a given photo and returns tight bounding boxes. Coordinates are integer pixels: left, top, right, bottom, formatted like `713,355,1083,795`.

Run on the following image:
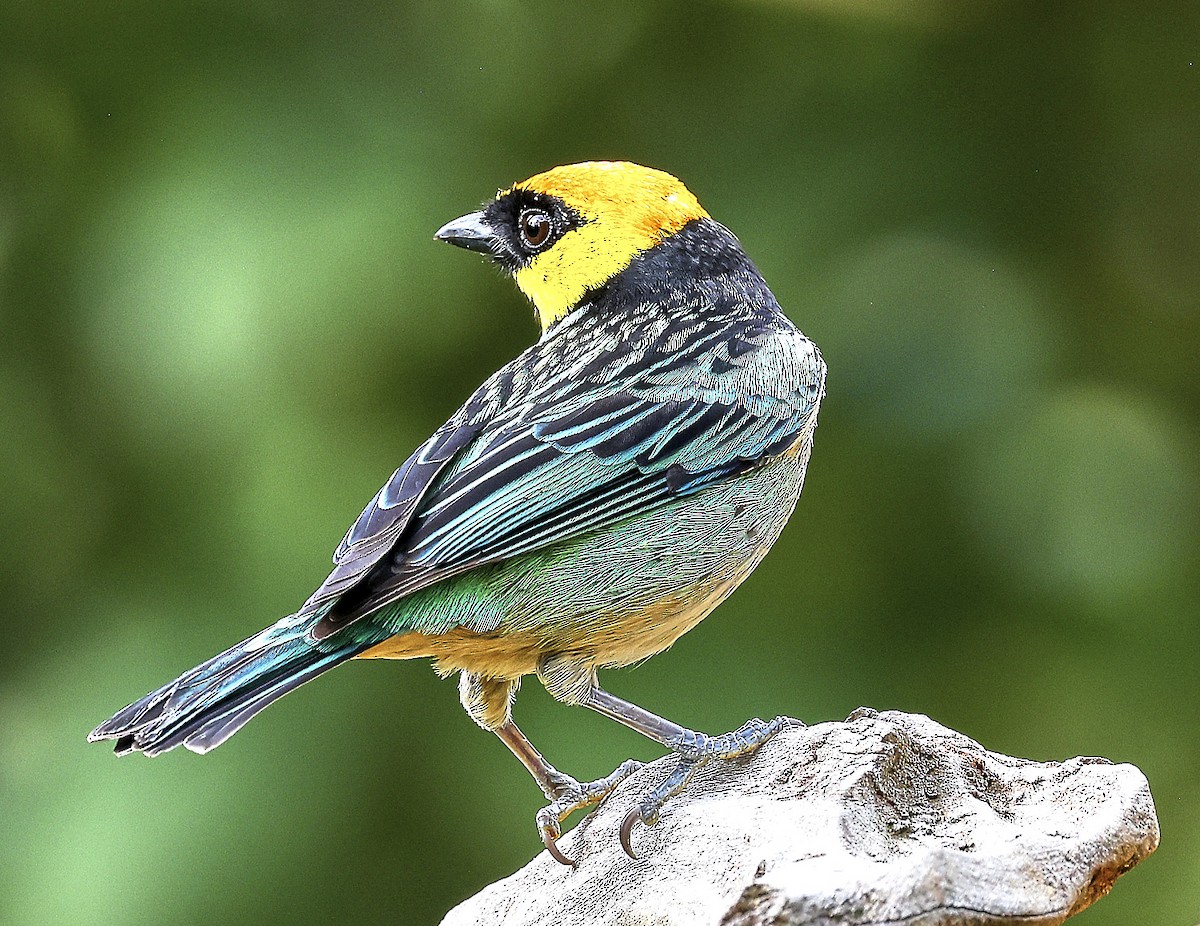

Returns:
89,160,826,865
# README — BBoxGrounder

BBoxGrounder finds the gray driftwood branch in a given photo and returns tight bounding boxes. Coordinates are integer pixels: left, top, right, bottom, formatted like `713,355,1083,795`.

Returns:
442,708,1158,926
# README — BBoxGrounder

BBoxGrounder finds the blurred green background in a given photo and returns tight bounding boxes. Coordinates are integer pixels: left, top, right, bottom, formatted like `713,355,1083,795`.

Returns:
2,1,1197,923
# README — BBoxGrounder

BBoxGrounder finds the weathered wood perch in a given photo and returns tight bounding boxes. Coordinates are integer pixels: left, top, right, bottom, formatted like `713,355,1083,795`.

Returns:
442,708,1158,926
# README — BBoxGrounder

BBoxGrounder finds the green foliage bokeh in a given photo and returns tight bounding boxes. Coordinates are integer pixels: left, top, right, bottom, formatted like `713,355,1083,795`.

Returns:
2,2,1197,923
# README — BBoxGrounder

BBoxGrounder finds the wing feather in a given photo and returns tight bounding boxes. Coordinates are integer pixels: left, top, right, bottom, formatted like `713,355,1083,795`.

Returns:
308,314,824,641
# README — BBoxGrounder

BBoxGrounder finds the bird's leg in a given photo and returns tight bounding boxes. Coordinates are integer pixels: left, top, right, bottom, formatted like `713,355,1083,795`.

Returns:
494,720,643,866
582,682,803,858
461,671,641,866
493,720,576,799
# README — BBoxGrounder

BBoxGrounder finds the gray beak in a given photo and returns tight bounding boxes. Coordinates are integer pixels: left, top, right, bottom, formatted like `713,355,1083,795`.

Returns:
434,211,500,255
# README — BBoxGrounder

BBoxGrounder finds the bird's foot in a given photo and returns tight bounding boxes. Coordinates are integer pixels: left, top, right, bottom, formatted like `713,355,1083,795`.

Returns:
619,715,803,858
536,758,645,866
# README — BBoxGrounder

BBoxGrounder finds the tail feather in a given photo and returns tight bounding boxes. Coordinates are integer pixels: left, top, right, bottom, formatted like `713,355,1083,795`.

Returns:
89,615,368,756
141,647,352,756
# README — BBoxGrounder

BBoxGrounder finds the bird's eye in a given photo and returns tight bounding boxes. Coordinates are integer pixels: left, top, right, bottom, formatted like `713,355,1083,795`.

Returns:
518,209,553,251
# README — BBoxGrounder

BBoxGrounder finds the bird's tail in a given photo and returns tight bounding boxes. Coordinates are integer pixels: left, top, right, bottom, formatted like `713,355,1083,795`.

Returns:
88,612,371,757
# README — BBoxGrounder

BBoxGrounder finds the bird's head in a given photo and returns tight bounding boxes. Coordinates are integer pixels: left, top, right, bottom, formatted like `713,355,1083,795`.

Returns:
435,161,710,331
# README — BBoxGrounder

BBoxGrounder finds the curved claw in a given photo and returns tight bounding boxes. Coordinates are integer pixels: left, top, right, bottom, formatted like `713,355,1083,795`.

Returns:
619,806,642,859
536,806,575,867
542,828,577,867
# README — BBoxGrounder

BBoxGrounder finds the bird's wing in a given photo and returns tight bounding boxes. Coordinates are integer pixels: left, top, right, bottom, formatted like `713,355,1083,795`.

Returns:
311,321,824,640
